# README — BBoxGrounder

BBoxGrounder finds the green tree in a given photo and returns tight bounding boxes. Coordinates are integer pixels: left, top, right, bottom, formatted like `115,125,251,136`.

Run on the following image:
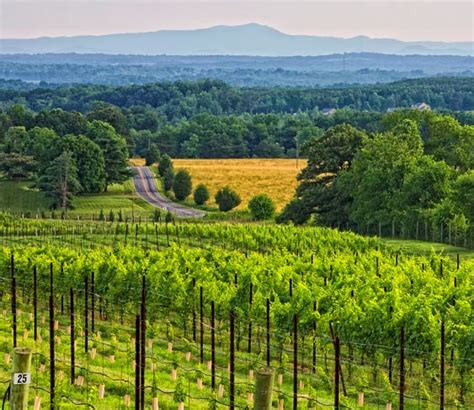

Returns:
86,121,130,191
25,127,60,166
158,154,173,177
173,169,192,201
248,194,276,220
181,134,201,158
0,153,36,179
193,184,210,205
87,104,128,136
3,126,28,154
144,143,161,166
423,115,474,170
215,186,241,212
60,135,106,193
254,137,284,157
451,171,474,222
38,151,82,210
279,124,367,225
163,168,174,191
349,120,427,226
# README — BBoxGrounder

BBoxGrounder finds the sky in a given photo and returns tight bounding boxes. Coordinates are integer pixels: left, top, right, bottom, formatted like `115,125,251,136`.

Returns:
0,0,472,42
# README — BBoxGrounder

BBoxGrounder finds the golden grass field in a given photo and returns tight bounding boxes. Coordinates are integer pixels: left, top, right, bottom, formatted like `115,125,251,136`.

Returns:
174,158,306,210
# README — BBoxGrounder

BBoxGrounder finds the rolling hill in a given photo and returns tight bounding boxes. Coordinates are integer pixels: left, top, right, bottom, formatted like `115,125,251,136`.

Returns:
1,23,472,56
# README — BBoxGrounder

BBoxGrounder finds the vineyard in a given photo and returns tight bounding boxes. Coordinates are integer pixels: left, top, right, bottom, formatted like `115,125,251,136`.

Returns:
0,216,472,409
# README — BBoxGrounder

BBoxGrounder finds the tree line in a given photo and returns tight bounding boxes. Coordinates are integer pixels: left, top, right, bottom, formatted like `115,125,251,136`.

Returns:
1,102,473,160
0,78,473,118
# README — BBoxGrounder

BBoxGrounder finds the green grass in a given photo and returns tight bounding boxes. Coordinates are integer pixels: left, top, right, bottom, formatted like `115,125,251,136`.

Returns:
0,179,155,219
69,180,154,218
0,180,50,213
382,238,474,260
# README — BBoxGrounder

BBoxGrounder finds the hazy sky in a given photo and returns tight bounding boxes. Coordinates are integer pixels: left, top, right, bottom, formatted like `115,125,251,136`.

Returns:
1,0,472,42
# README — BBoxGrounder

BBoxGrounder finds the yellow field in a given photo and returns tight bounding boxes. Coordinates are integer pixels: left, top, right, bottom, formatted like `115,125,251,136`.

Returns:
174,158,306,210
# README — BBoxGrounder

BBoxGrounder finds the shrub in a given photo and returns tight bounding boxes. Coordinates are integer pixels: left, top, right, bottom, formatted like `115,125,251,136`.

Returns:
248,194,275,220
193,184,210,205
144,144,161,166
163,168,174,191
172,169,192,200
158,154,173,177
152,208,161,222
215,186,241,212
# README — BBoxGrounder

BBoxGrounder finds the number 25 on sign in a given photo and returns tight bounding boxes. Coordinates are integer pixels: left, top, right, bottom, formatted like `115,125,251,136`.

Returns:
13,373,31,385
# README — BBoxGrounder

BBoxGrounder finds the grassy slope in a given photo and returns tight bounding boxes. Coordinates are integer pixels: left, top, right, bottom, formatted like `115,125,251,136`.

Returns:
0,179,155,218
0,180,49,213
382,238,474,260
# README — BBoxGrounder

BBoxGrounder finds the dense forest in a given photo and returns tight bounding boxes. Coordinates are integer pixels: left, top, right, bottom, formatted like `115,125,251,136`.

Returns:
1,77,474,160
1,53,472,87
0,78,473,159
1,78,473,117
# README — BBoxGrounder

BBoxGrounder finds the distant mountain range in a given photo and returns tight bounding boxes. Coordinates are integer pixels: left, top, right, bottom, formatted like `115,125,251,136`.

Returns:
1,23,472,56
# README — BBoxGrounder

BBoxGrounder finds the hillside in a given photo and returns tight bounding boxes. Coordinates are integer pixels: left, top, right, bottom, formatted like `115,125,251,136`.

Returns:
1,23,472,56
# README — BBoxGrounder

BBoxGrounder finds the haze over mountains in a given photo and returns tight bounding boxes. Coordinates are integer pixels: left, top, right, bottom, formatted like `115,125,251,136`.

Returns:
1,23,472,56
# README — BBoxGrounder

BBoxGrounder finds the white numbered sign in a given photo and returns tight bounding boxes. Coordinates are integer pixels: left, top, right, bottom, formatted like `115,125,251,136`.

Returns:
13,373,31,385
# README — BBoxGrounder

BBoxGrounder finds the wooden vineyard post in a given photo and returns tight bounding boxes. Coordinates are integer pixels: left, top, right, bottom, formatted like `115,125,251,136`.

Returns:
91,271,95,334
155,224,159,251
10,347,32,410
200,286,204,364
399,327,405,410
211,300,216,390
312,301,317,373
266,298,270,366
440,320,445,410
135,315,141,410
334,336,340,410
49,263,55,410
254,367,274,410
145,224,148,251
60,263,64,315
11,253,17,348
33,266,37,342
140,274,146,410
452,258,458,365
192,278,196,343
293,314,298,410
70,288,75,384
330,323,346,397
84,274,89,353
248,282,253,354
229,309,235,410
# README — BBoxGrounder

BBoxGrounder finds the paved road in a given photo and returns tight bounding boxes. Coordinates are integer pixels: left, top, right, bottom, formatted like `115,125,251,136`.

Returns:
131,166,205,218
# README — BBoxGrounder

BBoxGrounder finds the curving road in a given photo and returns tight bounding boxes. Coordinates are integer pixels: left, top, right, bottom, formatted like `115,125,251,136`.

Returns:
131,166,205,218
